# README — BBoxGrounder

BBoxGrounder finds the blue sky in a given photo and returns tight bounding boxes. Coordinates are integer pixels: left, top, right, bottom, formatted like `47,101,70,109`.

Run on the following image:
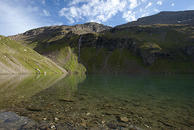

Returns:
0,0,194,36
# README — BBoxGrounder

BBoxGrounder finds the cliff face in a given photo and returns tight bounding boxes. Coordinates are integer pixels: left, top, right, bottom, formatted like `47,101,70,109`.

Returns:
117,10,194,28
74,25,194,73
9,11,194,74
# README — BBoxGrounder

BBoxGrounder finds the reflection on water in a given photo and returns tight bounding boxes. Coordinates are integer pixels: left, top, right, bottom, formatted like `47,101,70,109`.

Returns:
0,74,65,109
0,74,194,129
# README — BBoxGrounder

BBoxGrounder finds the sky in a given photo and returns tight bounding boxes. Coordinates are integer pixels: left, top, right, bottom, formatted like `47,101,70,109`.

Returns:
0,0,194,36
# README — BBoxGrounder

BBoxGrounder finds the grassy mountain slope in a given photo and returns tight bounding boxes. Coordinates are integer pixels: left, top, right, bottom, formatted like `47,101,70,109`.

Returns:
46,46,86,74
0,35,67,74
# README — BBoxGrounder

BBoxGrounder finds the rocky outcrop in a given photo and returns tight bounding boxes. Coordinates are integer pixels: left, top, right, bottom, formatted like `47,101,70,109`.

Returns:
74,22,112,33
136,42,168,65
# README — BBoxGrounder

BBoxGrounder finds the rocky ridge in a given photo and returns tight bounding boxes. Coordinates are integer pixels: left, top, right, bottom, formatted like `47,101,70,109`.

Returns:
11,22,111,42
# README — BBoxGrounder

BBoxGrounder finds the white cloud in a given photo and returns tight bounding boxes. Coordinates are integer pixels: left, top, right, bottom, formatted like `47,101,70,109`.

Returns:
141,0,147,2
128,0,138,9
171,3,175,6
122,11,136,21
43,9,51,16
59,0,140,23
157,1,162,6
0,1,42,36
145,2,152,9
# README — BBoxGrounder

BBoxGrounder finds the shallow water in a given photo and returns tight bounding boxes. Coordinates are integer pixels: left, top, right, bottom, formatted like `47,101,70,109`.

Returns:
0,74,194,129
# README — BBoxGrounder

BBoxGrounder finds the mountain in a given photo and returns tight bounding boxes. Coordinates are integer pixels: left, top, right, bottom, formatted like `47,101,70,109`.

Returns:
10,11,194,74
11,22,111,43
117,10,194,28
10,22,110,74
0,35,67,74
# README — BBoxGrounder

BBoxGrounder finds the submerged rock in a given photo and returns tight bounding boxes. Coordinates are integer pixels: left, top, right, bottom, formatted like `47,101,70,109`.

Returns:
55,117,59,121
107,121,118,129
119,117,129,123
0,111,37,129
86,112,91,116
58,98,74,102
80,120,87,127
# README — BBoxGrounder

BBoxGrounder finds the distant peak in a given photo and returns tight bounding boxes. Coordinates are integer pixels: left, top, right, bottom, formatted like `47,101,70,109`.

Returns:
116,10,194,28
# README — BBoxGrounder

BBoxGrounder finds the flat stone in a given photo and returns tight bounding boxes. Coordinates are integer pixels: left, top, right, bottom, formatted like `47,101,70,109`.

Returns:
38,122,49,130
59,98,74,102
50,124,56,129
80,120,87,127
119,117,129,122
55,117,59,121
118,122,128,127
86,112,91,116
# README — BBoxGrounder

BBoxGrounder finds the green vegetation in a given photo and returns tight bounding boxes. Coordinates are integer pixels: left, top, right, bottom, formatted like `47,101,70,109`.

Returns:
57,47,86,74
80,48,145,73
139,42,162,50
0,36,66,74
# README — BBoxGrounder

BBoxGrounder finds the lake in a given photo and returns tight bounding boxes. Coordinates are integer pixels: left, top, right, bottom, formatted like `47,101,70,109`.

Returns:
0,74,194,129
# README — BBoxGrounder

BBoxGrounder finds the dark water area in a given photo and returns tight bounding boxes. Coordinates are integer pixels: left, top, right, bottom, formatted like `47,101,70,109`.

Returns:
0,74,194,129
